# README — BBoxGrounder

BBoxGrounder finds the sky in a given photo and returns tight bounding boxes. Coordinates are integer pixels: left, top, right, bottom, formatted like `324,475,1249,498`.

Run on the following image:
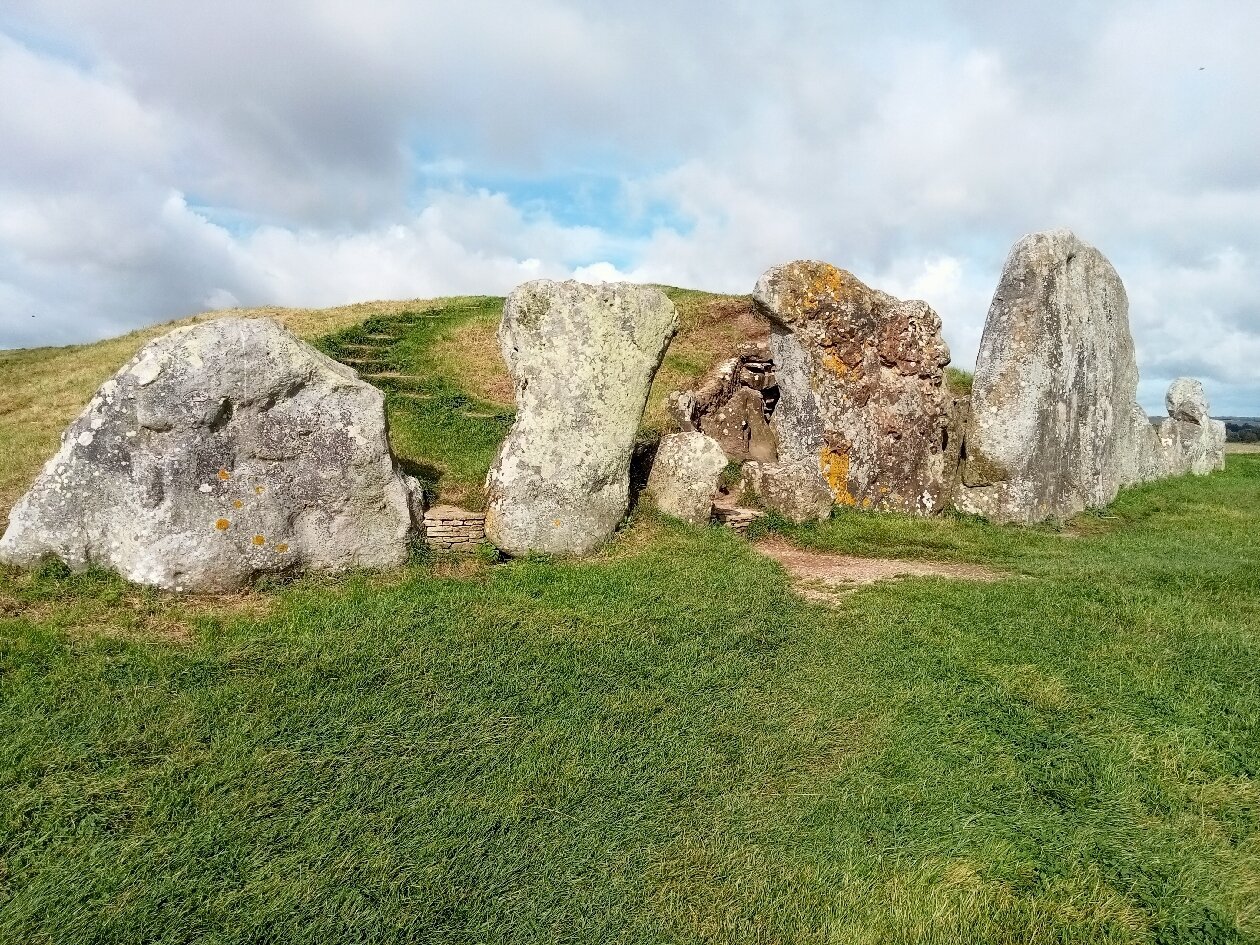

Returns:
1,1,1258,414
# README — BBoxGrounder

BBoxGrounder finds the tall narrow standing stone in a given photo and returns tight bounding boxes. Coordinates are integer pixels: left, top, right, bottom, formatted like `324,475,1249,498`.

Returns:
485,281,678,555
956,229,1144,523
752,261,953,515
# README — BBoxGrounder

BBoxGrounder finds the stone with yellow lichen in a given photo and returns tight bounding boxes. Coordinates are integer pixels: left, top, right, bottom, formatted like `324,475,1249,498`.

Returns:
752,260,954,516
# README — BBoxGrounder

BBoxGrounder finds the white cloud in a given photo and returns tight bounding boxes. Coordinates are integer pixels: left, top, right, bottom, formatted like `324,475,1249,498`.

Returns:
571,262,628,284
0,0,1258,413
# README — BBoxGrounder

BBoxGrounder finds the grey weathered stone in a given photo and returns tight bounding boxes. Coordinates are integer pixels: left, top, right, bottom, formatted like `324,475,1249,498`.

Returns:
955,230,1147,523
405,476,427,534
645,432,728,524
753,261,953,514
1166,377,1210,424
739,461,834,523
0,318,416,591
1150,378,1226,476
485,281,678,555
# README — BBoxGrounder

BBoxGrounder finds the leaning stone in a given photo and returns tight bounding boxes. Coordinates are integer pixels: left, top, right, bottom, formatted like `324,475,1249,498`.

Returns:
0,318,417,591
645,432,729,524
700,386,777,462
753,261,952,514
1166,377,1210,424
1151,378,1226,476
739,461,833,523
485,281,678,555
956,230,1149,523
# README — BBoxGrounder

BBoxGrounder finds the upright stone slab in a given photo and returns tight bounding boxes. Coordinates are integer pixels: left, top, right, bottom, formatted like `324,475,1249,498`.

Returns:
0,318,418,591
485,281,678,555
956,230,1151,522
752,261,953,515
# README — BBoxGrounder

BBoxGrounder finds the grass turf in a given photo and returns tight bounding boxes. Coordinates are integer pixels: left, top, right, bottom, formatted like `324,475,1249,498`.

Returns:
1,298,1258,944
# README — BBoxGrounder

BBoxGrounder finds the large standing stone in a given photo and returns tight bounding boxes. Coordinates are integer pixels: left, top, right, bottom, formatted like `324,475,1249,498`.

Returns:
0,318,418,591
645,432,728,524
485,281,678,555
752,261,953,514
957,230,1157,523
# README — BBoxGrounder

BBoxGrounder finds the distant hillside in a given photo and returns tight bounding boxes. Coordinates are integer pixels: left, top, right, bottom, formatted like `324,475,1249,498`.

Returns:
1222,418,1260,443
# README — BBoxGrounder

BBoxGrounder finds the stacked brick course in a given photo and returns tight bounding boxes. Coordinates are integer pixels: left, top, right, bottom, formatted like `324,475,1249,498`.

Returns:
712,500,765,534
423,505,486,551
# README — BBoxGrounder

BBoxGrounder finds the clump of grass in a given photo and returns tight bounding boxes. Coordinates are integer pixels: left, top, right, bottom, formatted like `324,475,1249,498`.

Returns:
719,460,744,491
946,366,974,395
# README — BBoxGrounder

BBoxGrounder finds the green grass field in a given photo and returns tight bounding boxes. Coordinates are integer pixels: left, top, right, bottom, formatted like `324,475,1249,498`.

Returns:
1,298,1257,944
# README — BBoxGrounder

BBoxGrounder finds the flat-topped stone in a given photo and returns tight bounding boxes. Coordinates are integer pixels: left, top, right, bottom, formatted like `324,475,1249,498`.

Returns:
425,504,478,522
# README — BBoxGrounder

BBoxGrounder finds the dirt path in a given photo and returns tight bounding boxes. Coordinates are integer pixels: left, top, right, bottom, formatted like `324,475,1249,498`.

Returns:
754,537,1003,601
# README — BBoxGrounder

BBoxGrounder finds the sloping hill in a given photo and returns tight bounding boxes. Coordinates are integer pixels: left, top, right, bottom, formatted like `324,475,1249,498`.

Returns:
0,288,759,511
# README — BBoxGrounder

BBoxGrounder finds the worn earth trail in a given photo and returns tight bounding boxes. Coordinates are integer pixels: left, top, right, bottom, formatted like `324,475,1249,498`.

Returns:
755,536,1004,599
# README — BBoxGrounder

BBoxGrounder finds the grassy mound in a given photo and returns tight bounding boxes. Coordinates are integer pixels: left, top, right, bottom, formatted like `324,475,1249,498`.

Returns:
0,289,755,512
1,295,1257,944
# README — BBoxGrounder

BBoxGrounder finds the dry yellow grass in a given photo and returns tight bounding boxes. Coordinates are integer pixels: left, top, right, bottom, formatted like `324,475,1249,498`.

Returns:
428,309,515,407
0,298,444,512
1225,442,1260,454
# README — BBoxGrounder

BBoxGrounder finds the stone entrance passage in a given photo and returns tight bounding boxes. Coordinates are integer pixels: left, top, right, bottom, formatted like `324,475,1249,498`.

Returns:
668,340,780,464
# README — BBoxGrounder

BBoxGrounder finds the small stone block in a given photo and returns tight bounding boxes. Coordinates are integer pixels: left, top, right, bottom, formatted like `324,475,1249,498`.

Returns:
426,504,478,522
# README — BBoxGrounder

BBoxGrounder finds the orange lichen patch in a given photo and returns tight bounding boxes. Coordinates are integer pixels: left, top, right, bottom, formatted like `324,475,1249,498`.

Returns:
802,265,849,307
217,469,230,480
251,534,266,546
214,518,230,530
275,543,289,553
232,499,243,509
821,352,849,376
553,519,562,526
820,448,857,506
254,486,264,495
